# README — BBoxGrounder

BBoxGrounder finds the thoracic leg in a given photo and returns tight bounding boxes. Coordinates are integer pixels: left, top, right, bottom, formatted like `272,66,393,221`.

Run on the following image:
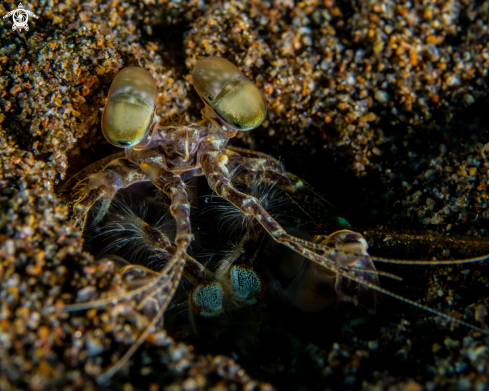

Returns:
200,149,386,289
72,158,147,229
64,164,194,383
201,149,489,336
203,155,378,310
100,202,205,292
65,150,194,314
224,147,347,227
209,153,381,312
131,151,194,278
96,254,186,385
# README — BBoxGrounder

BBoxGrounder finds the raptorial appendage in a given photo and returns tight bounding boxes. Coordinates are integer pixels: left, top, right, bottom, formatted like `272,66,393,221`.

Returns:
71,158,147,228
77,171,377,324
309,230,381,314
194,171,381,316
200,147,489,333
58,191,198,384
202,150,366,280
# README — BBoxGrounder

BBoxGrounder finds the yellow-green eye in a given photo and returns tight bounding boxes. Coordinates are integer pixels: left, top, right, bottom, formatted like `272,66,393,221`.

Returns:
102,67,157,147
192,56,267,131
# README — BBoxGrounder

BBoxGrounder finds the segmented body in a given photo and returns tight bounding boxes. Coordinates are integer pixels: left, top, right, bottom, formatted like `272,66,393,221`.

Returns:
57,57,489,384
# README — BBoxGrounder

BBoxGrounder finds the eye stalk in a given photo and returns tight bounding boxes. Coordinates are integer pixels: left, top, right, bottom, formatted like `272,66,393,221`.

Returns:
192,56,267,131
102,67,158,148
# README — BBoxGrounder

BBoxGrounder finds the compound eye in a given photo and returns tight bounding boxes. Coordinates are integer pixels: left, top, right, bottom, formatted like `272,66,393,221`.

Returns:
102,67,157,147
192,56,267,131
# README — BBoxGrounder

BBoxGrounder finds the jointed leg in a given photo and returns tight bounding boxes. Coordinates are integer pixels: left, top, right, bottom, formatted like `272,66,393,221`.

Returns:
227,152,489,265
97,256,185,384
58,152,126,198
202,149,489,335
225,145,282,167
72,157,147,229
202,150,401,287
59,241,187,384
136,154,194,255
61,188,195,383
206,157,380,312
224,147,346,227
100,201,205,290
202,150,331,264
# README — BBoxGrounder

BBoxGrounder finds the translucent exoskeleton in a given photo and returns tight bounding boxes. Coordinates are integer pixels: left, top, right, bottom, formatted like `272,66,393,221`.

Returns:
55,56,489,384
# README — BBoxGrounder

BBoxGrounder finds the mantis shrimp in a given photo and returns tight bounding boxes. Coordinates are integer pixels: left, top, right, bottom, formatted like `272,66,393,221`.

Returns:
56,56,489,384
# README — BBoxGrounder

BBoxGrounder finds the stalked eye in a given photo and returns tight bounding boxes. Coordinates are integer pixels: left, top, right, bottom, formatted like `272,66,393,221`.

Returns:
102,67,157,148
192,56,267,131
